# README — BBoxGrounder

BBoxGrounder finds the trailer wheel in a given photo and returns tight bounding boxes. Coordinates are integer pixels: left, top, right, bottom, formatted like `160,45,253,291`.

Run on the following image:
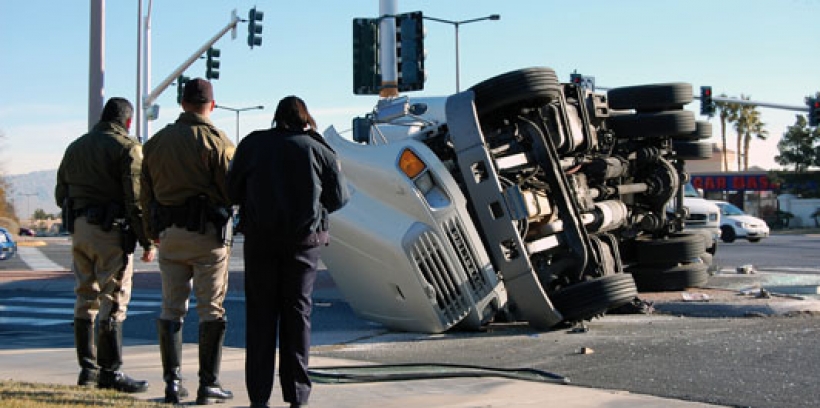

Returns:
549,273,638,324
672,140,713,160
635,232,704,264
608,110,696,139
607,83,693,111
470,67,562,123
675,121,712,141
626,262,709,292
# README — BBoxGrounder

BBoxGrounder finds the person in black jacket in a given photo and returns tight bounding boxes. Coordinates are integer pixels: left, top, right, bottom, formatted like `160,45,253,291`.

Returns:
227,96,349,408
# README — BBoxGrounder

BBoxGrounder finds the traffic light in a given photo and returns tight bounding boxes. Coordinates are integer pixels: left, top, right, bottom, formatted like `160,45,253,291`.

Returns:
700,86,715,116
352,18,380,95
396,12,425,92
247,7,263,48
206,48,220,80
809,98,820,126
176,75,190,104
569,72,595,91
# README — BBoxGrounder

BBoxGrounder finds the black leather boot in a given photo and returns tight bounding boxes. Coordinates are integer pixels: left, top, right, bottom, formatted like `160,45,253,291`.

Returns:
158,319,189,403
97,320,149,393
74,318,99,386
196,320,233,405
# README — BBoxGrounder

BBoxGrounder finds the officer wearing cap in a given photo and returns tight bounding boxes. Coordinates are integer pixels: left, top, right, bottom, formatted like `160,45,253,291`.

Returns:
55,97,155,393
140,78,235,404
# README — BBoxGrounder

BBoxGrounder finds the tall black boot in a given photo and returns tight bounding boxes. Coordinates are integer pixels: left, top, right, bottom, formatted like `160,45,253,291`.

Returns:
74,318,98,386
196,320,233,405
97,320,149,393
158,319,189,403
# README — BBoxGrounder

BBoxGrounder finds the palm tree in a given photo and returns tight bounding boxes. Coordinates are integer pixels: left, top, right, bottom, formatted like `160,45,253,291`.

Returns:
733,96,767,170
732,95,752,170
715,96,741,171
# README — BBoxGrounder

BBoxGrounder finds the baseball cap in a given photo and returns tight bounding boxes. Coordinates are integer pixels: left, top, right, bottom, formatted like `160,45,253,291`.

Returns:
183,78,214,103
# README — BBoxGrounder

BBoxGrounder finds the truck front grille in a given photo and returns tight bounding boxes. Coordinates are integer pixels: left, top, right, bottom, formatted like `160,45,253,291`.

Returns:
410,231,470,326
441,217,492,299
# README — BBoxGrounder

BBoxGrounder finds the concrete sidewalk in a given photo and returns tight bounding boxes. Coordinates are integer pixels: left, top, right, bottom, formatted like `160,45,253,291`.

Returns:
0,339,722,408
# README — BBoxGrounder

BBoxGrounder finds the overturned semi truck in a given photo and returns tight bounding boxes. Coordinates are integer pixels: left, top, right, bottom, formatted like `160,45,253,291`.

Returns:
321,67,713,333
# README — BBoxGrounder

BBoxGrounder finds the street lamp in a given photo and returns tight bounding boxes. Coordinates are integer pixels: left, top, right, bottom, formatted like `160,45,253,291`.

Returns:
423,14,500,92
20,193,36,224
215,104,264,144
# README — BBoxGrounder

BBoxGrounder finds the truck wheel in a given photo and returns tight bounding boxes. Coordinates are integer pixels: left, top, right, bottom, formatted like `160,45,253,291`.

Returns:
626,262,709,292
608,110,696,139
675,121,712,141
607,83,693,111
635,232,704,264
470,67,562,122
549,273,638,323
720,225,737,243
672,140,713,160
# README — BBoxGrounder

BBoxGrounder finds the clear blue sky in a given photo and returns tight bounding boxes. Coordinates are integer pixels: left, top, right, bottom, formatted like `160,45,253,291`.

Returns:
1,0,818,176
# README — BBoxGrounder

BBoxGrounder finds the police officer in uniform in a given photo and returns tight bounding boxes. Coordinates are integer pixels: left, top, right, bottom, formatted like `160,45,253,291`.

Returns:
55,97,155,393
140,78,235,405
227,96,349,408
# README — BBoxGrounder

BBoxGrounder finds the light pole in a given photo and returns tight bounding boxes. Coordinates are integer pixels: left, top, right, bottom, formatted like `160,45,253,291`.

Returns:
20,193,36,224
215,104,264,144
423,14,500,92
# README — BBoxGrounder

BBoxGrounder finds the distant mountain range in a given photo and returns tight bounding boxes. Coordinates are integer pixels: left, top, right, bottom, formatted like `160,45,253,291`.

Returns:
6,169,60,219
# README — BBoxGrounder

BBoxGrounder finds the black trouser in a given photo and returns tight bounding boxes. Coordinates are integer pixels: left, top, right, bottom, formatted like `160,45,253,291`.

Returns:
243,231,320,405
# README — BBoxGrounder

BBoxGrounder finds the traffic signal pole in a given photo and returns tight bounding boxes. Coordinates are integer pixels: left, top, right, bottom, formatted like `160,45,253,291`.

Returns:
139,10,240,141
705,95,810,113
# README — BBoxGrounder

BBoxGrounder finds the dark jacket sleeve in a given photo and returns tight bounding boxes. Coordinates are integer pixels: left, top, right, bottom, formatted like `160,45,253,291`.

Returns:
319,147,350,214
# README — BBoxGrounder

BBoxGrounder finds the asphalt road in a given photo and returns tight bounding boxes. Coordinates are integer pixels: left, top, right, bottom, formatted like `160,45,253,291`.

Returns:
2,232,820,408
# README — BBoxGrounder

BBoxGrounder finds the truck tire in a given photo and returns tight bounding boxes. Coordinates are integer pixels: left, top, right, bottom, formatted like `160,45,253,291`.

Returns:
626,262,709,292
635,232,704,264
675,121,712,141
549,273,638,323
608,110,696,139
470,67,562,122
672,140,713,160
607,83,693,111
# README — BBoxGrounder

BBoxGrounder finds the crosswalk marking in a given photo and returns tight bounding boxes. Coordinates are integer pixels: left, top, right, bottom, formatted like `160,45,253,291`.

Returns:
16,246,246,272
0,293,162,327
17,247,64,271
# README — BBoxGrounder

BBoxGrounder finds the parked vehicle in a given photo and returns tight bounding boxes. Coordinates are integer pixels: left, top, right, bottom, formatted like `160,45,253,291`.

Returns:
18,227,36,237
672,183,720,255
322,68,712,333
713,200,770,243
0,227,18,260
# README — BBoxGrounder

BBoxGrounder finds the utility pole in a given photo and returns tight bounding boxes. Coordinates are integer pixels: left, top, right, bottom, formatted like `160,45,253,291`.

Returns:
88,0,105,130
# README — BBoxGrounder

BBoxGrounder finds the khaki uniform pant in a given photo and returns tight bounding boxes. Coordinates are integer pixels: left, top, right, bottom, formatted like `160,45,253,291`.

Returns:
158,224,230,322
72,217,133,322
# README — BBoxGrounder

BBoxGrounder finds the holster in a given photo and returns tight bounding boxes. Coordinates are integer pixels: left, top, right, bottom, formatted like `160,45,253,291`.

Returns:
208,204,233,246
101,202,122,232
120,223,138,255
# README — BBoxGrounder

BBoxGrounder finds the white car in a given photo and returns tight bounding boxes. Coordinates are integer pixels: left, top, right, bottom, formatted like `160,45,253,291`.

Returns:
712,201,770,243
